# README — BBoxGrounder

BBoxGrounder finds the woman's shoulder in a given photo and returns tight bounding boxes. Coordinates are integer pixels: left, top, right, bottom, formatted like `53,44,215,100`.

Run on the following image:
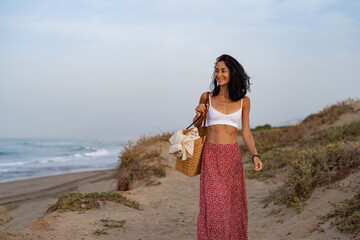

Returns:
242,95,250,101
199,91,211,102
241,95,250,108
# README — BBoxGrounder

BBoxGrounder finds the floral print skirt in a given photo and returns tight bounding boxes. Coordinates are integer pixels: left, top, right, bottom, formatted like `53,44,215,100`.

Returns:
197,141,248,240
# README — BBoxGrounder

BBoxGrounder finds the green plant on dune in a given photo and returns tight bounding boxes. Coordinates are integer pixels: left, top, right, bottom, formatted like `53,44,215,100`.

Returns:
244,119,360,180
270,141,360,213
93,228,108,236
319,190,360,234
92,218,126,236
305,121,360,146
45,191,140,214
100,218,126,228
244,146,298,179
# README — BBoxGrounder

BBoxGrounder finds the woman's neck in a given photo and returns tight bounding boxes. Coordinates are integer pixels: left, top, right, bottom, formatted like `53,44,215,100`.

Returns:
218,85,229,99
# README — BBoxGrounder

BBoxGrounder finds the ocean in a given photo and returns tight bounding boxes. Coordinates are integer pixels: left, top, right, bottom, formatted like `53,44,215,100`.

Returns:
0,138,127,183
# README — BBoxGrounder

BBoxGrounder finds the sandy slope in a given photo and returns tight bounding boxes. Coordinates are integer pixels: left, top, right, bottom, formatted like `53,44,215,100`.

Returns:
6,165,360,240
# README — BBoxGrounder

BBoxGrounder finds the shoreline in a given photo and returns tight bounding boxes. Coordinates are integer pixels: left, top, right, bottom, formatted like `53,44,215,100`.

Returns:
0,166,117,185
0,169,118,231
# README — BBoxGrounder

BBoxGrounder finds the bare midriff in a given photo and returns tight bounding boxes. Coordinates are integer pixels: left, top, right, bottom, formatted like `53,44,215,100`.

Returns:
206,125,238,144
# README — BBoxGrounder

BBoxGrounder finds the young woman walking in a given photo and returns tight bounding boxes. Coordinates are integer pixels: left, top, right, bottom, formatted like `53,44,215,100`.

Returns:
194,54,263,240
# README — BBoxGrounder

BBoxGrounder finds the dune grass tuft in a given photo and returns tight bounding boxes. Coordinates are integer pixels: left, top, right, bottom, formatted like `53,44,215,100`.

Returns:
302,98,357,125
0,205,14,238
319,190,360,234
136,131,173,146
269,141,360,213
46,191,140,214
116,132,171,191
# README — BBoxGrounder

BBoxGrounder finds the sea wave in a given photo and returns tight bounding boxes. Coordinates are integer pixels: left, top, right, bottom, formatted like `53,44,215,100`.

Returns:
84,149,110,157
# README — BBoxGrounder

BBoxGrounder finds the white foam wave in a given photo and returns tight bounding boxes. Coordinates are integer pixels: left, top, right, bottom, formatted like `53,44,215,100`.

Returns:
84,149,110,157
0,161,27,167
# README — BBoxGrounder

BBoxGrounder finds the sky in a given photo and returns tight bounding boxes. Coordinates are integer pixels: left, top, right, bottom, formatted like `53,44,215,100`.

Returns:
0,0,359,140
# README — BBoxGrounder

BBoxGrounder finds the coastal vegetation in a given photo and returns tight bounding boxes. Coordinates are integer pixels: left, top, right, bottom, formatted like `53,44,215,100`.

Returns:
240,98,360,233
45,191,140,214
93,219,126,236
116,132,171,191
0,205,13,238
319,190,360,234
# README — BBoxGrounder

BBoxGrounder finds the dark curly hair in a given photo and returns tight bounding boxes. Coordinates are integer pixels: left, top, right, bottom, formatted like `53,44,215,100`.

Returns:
210,54,251,102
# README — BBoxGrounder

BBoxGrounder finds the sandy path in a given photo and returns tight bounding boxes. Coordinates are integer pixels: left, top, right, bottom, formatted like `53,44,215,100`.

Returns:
0,170,115,231
8,167,360,240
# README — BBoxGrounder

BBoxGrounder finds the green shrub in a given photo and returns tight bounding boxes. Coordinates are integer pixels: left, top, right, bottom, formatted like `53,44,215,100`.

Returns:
46,191,140,214
306,121,360,145
244,147,298,179
270,141,360,213
319,191,360,233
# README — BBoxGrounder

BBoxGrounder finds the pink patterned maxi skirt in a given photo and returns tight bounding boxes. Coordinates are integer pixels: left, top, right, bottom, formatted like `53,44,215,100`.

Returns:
197,141,248,240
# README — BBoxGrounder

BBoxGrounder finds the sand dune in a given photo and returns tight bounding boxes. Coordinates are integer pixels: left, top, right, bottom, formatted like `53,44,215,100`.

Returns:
2,99,360,239
2,159,359,239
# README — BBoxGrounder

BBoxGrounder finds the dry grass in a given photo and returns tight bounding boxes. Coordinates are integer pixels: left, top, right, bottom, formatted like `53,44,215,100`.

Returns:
302,98,357,125
0,205,14,238
116,132,171,191
136,131,173,146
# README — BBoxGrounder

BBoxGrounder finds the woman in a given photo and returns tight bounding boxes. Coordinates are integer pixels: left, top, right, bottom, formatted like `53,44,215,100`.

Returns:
194,54,263,240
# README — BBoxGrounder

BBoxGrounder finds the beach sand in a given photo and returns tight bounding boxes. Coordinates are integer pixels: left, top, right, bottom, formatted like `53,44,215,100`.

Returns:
0,170,117,232
2,101,360,239
1,160,359,239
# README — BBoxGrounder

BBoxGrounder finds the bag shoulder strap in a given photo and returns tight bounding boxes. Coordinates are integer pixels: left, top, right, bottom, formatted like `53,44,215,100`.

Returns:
186,92,210,129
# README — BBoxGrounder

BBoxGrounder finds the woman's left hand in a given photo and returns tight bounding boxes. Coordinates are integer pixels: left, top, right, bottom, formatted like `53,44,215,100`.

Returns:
253,157,262,171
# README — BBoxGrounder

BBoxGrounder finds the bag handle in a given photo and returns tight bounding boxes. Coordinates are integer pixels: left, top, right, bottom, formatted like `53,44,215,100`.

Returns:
186,92,210,129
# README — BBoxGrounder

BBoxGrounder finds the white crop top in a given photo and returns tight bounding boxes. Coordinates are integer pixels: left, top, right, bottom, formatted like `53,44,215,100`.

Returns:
206,95,243,129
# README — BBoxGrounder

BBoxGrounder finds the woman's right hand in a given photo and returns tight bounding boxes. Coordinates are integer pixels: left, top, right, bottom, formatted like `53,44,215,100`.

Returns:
195,103,209,118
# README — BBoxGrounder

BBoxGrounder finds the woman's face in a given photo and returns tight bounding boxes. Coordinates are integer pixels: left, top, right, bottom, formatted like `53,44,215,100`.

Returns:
215,61,230,86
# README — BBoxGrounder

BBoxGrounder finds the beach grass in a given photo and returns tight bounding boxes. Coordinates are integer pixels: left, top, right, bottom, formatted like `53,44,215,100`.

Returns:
93,219,126,236
245,120,360,179
302,98,357,125
319,189,360,234
116,132,171,191
269,141,360,213
45,191,140,214
0,205,14,238
241,98,360,215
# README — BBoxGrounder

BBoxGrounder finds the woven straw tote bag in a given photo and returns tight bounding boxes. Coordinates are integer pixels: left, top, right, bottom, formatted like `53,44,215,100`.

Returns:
175,92,209,177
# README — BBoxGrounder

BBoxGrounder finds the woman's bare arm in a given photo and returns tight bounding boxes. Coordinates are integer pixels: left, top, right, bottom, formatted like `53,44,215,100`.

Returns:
193,92,209,128
241,96,262,171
